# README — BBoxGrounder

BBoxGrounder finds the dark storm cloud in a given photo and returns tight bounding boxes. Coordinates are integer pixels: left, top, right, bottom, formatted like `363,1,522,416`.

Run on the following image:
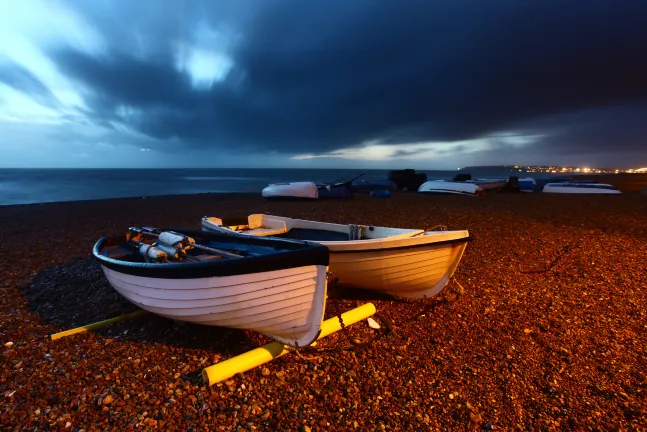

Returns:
523,104,647,155
50,0,647,154
0,58,60,108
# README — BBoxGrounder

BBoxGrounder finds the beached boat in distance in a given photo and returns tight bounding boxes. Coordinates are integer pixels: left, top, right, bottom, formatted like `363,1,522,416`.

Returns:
452,173,507,191
388,169,428,191
518,177,538,193
262,176,358,199
543,183,621,194
201,215,471,299
93,227,329,348
418,181,484,196
351,179,397,192
262,182,319,199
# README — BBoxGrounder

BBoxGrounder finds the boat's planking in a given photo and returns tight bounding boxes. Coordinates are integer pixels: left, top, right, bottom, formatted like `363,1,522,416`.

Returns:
201,215,470,299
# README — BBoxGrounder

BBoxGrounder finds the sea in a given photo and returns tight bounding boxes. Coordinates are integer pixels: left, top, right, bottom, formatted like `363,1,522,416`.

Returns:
0,167,542,206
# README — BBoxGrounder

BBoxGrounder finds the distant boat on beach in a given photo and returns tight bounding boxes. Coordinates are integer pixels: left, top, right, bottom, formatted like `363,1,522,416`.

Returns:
262,174,363,199
542,183,621,194
93,226,329,348
201,214,471,299
417,181,484,196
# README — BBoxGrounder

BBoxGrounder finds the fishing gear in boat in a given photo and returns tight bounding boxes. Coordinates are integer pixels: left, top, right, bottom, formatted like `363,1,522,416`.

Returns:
125,239,168,263
128,227,244,259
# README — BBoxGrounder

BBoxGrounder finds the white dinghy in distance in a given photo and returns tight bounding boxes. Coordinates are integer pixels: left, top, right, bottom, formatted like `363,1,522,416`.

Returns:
93,227,329,348
418,181,484,196
262,182,318,199
201,215,471,299
543,183,621,194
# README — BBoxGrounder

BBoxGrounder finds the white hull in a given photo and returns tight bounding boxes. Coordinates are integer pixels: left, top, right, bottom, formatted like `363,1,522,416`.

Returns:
543,183,621,194
100,264,328,347
327,235,468,298
202,215,470,299
262,182,318,199
472,179,507,190
418,181,483,196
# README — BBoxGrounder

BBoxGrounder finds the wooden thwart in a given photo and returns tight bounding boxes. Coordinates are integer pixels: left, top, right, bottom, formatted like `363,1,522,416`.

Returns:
50,310,148,340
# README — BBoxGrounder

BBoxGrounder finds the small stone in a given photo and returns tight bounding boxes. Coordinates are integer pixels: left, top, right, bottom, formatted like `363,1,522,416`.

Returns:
301,426,312,432
353,421,359,428
260,410,270,420
103,395,114,405
470,412,483,423
523,329,532,334
65,422,72,428
367,318,380,329
275,371,285,378
449,393,454,399
261,368,270,376
4,342,13,347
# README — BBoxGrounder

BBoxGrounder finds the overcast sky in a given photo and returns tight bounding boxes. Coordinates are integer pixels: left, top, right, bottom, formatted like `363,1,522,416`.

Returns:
1,0,646,169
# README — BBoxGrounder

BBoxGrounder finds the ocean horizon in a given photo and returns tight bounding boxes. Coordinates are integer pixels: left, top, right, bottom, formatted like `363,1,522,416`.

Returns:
0,166,551,206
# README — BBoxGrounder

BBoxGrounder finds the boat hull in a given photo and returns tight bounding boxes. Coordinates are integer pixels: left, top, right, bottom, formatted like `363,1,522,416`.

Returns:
201,216,470,299
543,183,621,194
100,264,328,347
262,182,318,199
326,235,468,298
418,181,483,196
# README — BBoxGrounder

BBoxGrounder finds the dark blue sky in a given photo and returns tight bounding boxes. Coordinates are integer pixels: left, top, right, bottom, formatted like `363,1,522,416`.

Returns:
1,0,647,169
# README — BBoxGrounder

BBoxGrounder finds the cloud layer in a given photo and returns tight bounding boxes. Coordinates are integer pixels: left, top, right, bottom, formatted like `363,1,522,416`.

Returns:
2,0,647,167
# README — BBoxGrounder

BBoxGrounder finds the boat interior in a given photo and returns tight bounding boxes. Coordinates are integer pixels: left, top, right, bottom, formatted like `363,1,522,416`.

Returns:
203,215,424,242
99,229,303,264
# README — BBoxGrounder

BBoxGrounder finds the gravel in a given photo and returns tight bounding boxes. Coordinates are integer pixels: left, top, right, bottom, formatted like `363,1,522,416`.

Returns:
1,191,646,430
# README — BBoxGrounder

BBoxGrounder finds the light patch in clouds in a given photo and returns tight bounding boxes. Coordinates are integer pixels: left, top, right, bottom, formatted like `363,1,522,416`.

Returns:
292,134,541,162
174,22,237,89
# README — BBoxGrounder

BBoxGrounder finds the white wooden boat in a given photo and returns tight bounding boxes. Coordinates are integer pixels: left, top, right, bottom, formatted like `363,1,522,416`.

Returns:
542,183,621,194
262,182,318,199
201,215,470,299
93,227,329,348
472,178,507,191
418,181,483,196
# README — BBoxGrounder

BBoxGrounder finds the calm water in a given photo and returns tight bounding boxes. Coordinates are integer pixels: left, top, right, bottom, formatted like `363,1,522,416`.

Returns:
0,167,535,206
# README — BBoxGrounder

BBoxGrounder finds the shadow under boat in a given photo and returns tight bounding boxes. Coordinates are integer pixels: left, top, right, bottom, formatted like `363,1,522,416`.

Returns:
22,257,265,355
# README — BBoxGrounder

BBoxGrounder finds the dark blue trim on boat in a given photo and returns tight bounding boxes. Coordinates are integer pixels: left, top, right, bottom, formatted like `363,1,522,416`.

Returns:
93,228,329,279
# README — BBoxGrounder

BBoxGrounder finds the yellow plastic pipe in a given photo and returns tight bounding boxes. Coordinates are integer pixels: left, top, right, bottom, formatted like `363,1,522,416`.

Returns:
202,303,377,386
50,310,148,341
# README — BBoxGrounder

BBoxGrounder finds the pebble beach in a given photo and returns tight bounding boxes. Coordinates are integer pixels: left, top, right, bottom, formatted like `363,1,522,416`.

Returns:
1,191,646,430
